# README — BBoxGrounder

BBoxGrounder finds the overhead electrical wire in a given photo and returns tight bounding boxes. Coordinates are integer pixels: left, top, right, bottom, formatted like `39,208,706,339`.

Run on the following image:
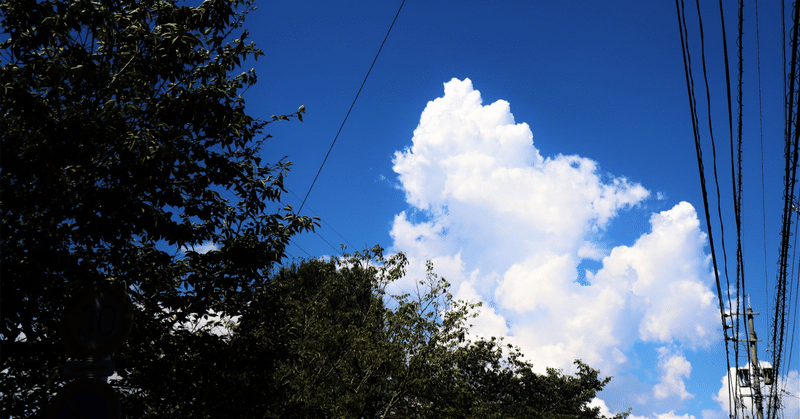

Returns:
690,0,737,336
754,0,772,359
768,1,800,417
767,0,793,417
768,212,797,418
733,0,746,322
281,1,406,260
288,239,311,258
781,208,800,389
287,188,356,255
297,0,406,215
784,0,788,119
731,2,753,414
783,240,799,403
677,0,800,417
690,0,743,394
674,0,738,415
714,0,747,323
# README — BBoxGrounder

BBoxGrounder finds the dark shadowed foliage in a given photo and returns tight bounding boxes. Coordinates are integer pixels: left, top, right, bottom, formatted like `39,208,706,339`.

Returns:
1,0,314,417
235,247,630,419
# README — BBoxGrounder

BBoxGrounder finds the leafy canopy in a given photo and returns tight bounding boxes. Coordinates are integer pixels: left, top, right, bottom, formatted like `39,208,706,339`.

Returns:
1,0,314,416
1,0,630,417
235,247,630,419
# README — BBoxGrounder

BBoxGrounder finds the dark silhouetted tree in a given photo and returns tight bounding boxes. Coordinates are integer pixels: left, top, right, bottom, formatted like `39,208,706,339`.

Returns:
1,0,314,417
236,248,630,419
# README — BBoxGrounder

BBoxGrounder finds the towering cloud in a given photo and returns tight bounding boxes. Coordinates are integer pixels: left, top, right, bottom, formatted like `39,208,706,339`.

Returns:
390,78,719,392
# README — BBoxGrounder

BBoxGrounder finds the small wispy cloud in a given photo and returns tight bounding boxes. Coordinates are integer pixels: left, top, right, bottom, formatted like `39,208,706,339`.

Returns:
182,241,218,254
653,347,693,401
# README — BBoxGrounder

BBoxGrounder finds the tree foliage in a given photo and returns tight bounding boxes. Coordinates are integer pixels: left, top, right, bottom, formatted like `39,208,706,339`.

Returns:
236,247,629,419
0,0,314,416
1,0,629,417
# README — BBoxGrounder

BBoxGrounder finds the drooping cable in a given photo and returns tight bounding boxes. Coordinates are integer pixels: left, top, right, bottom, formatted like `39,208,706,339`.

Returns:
754,0,772,357
782,221,800,402
769,2,800,417
782,207,800,387
314,231,343,256
675,1,737,416
287,188,356,255
289,239,312,258
768,0,789,415
784,0,788,126
693,0,736,327
734,0,746,321
716,0,747,320
733,3,752,408
693,2,743,396
768,213,798,419
297,0,406,215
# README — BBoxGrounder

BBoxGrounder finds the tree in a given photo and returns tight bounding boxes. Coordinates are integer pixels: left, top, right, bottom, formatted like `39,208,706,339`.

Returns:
237,248,630,419
234,247,406,418
0,0,314,417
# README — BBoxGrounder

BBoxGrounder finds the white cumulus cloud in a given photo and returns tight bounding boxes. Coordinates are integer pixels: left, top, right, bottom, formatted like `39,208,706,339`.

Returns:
652,412,698,419
713,364,799,419
389,78,720,383
653,347,694,401
592,201,718,348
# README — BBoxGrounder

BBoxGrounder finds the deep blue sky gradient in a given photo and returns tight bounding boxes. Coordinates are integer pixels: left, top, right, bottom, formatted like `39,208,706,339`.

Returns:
241,1,796,417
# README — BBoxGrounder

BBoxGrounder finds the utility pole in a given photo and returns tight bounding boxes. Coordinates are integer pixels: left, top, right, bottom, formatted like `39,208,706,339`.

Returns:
727,297,766,419
745,305,765,419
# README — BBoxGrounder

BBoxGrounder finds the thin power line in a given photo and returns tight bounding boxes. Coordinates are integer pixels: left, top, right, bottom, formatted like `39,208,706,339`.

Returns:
287,188,356,252
675,0,737,415
754,0,771,345
298,0,406,214
289,239,311,258
691,0,736,325
769,2,800,416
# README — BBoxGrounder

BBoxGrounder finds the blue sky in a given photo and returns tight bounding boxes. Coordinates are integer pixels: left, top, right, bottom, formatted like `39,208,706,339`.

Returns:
241,1,798,417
